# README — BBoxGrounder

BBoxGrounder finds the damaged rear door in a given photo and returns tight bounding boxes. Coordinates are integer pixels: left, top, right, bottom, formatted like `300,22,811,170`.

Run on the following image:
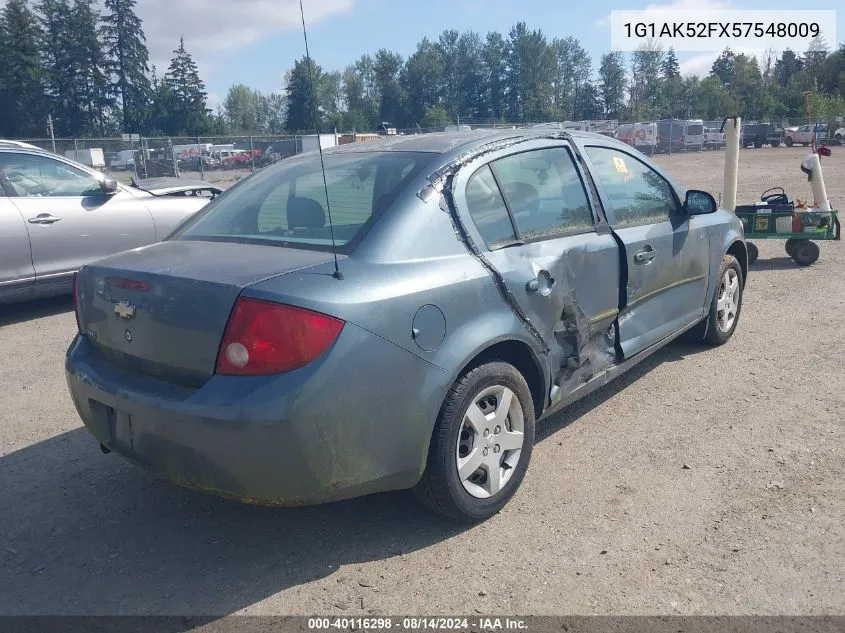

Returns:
452,139,621,403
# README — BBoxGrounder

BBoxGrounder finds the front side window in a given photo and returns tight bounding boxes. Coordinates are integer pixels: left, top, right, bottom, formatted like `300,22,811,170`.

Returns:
0,153,103,197
174,151,434,253
487,147,593,240
585,146,678,227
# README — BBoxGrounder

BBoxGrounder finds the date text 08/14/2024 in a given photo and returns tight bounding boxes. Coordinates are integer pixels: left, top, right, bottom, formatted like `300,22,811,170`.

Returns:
307,617,528,630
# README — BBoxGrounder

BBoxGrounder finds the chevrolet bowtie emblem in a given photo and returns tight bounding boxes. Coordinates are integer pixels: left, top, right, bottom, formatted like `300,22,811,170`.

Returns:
114,301,136,320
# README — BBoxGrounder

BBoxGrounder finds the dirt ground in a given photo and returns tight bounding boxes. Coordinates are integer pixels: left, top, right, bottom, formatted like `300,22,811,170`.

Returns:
0,147,843,617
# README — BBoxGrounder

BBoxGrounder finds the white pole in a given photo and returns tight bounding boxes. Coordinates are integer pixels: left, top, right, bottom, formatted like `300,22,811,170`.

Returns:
808,153,832,212
722,117,741,212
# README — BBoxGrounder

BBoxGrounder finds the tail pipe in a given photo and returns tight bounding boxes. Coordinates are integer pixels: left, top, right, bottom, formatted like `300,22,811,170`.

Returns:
721,116,741,212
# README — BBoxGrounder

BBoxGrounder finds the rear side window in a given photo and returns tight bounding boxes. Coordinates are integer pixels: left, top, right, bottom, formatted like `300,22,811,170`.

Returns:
465,165,517,248
585,146,678,227
488,147,593,240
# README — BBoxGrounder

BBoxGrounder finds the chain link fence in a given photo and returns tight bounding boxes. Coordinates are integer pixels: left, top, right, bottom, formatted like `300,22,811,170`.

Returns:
14,115,843,183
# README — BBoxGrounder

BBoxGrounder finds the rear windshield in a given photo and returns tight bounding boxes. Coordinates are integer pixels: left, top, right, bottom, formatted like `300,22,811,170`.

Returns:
687,124,703,135
172,151,436,253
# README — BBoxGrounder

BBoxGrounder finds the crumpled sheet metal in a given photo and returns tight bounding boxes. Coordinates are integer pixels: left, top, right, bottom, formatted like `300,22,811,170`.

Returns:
423,131,618,400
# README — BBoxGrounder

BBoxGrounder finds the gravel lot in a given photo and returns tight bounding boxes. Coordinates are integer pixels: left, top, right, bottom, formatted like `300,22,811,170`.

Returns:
1,146,843,616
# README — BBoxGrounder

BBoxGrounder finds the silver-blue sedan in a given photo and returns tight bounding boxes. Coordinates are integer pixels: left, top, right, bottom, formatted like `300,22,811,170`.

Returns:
65,129,747,522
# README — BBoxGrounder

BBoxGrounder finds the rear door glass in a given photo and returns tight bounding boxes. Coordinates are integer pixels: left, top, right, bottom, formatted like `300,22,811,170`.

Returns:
488,147,593,240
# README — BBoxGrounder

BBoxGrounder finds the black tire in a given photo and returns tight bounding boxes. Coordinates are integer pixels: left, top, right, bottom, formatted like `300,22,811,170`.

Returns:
746,241,759,265
414,361,535,523
700,254,744,346
771,140,780,148
785,238,800,256
785,137,793,147
754,140,762,149
790,240,820,266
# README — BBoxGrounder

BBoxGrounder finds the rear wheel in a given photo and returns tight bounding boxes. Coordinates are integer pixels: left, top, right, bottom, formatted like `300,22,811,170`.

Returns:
790,240,820,266
746,242,759,265
771,140,780,148
414,361,535,523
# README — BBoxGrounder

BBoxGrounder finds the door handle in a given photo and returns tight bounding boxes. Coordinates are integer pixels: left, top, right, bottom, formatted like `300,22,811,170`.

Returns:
633,249,656,264
28,214,62,225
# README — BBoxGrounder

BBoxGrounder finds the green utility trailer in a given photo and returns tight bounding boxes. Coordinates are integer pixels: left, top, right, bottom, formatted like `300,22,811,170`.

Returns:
734,188,840,266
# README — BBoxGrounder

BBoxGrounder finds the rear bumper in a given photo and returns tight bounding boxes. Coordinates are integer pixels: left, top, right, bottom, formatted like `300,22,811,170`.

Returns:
65,324,453,506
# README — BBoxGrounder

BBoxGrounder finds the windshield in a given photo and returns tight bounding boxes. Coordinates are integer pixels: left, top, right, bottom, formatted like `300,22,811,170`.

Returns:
173,150,436,253
687,124,703,135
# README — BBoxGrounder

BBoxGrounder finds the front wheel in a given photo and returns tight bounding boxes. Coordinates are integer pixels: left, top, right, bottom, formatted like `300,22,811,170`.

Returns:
785,137,794,147
414,361,535,522
771,140,780,148
699,254,744,346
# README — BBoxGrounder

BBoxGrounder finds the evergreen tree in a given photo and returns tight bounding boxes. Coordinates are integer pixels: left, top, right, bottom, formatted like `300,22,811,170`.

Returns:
505,22,555,120
710,49,735,85
481,32,507,120
0,0,46,138
401,38,443,124
285,57,322,132
662,48,680,79
598,51,627,119
101,0,150,131
164,37,210,134
373,49,405,127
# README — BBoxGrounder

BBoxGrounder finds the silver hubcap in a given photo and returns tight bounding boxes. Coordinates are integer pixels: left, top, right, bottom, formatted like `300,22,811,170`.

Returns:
716,268,740,332
456,385,524,499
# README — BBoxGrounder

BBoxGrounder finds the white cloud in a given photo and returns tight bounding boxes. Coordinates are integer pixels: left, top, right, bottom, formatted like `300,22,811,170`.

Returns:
679,47,773,77
137,0,354,69
679,52,720,76
595,0,735,28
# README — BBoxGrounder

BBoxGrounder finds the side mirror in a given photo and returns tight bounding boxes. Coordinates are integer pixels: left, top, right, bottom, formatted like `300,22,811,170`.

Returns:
684,189,717,215
101,177,118,194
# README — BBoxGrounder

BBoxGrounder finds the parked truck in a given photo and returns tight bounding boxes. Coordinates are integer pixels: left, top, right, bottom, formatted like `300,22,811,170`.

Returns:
64,148,106,170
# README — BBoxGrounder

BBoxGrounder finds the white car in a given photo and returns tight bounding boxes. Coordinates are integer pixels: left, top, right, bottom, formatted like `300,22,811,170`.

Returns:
704,127,725,148
785,124,827,147
1,146,222,304
835,127,845,141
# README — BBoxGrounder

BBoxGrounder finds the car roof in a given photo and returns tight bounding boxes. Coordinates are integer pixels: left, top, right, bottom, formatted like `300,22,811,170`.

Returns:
317,128,618,157
0,140,43,150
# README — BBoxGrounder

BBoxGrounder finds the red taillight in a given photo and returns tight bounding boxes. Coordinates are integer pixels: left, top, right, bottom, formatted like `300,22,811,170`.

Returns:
72,272,81,333
215,297,345,376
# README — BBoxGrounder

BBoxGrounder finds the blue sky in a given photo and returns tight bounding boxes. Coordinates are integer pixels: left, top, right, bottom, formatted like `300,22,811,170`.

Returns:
122,0,843,111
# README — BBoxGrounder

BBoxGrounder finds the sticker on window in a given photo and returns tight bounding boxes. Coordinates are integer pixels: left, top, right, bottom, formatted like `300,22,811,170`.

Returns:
613,156,628,174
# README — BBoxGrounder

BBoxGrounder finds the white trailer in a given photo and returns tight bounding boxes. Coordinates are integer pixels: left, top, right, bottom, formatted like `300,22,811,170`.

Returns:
300,134,337,154
64,148,106,169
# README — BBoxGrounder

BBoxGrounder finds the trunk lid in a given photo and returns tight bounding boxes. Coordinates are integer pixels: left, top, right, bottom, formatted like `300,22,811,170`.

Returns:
76,240,336,386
